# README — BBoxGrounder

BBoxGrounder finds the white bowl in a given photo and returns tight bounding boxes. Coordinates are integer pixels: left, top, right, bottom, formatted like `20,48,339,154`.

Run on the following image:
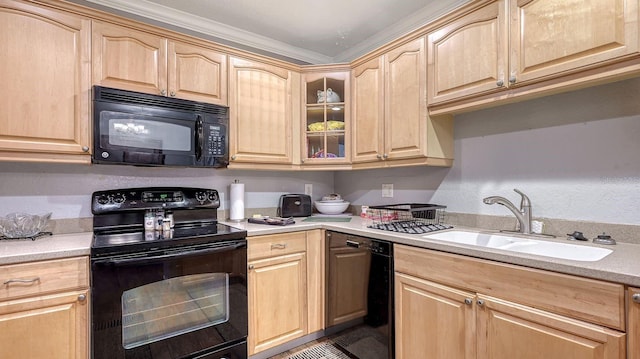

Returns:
314,201,350,215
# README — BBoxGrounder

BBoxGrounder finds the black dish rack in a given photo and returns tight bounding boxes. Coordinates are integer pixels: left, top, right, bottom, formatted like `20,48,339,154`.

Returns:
366,203,452,234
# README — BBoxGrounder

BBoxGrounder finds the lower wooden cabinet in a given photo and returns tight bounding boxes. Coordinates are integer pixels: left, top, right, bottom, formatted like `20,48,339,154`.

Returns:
0,257,89,359
629,287,640,359
394,244,626,359
247,230,324,355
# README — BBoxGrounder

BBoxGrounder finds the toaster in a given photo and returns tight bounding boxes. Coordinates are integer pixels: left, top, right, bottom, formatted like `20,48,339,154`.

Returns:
277,194,312,217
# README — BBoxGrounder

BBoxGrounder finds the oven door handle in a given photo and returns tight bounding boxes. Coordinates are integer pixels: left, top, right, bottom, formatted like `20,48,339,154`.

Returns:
94,242,245,266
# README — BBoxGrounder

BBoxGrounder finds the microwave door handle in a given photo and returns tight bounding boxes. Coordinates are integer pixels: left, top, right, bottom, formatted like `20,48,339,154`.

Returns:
195,115,204,161
94,242,245,267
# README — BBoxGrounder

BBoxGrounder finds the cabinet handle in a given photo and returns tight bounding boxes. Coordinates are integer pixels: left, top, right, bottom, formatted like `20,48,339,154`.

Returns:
496,80,504,87
477,299,485,306
231,155,236,161
170,91,176,97
509,76,517,84
271,243,287,250
160,89,166,96
383,153,388,159
376,154,382,159
248,265,254,270
81,146,89,152
78,294,87,302
3,277,40,285
633,293,640,303
464,298,473,305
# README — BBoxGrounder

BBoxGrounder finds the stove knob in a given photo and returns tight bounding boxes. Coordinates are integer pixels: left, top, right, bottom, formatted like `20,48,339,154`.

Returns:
195,191,207,202
113,193,126,204
96,194,110,205
207,191,218,202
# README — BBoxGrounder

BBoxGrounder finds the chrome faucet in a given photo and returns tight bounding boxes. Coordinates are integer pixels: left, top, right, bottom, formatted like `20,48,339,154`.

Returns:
483,189,532,235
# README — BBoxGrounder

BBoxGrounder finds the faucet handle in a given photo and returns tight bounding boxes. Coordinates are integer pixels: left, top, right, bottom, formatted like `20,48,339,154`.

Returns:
513,189,531,208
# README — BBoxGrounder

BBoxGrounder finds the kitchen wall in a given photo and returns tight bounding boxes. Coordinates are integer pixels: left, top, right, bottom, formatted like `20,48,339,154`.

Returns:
0,164,333,220
336,77,640,227
1,78,639,233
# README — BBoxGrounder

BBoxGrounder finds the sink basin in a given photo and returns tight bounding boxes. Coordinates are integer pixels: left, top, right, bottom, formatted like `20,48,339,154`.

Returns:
422,230,612,262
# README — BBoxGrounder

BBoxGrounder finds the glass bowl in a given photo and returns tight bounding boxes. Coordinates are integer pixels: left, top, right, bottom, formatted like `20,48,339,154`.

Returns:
0,212,51,238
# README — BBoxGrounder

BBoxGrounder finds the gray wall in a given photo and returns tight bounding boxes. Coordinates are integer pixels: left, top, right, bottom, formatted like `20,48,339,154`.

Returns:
0,164,333,220
2,78,639,226
335,77,640,226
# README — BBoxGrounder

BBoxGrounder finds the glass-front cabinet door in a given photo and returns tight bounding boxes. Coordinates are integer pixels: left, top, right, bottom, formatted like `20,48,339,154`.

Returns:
302,71,350,166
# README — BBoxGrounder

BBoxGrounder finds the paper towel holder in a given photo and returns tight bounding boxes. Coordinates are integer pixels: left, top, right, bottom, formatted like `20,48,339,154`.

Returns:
229,179,245,221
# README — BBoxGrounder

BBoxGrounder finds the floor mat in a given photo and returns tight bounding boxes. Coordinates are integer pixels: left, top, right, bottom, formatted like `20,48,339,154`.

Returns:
286,342,351,359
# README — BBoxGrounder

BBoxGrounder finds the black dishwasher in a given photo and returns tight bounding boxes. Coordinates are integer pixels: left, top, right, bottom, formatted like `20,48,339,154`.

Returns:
325,231,394,359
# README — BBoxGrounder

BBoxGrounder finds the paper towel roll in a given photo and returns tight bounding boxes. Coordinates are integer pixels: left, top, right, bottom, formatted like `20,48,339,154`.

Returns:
229,181,245,221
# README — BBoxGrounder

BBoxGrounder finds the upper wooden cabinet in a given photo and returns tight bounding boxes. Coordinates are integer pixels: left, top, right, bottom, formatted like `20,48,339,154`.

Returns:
353,38,453,168
427,0,508,105
428,0,639,110
0,0,91,163
510,0,639,85
228,56,297,168
301,71,350,167
92,21,227,105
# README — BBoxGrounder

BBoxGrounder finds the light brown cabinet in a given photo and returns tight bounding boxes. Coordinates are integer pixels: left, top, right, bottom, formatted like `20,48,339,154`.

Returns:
428,0,639,111
427,0,507,105
247,230,324,355
325,231,371,327
301,71,350,167
629,287,640,359
93,21,227,105
0,0,91,163
228,56,298,168
0,257,89,359
352,37,453,168
394,244,626,359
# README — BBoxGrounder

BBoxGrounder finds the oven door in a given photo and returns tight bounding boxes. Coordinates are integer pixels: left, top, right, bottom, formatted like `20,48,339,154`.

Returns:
91,240,247,359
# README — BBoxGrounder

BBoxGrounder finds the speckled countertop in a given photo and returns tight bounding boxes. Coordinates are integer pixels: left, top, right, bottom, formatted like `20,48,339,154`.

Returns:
2,217,639,287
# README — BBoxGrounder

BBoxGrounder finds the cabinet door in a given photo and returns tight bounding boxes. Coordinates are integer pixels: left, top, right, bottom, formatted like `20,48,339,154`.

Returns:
168,41,227,105
394,272,476,359
477,295,626,359
0,0,91,161
248,252,307,355
351,57,384,163
229,57,293,166
92,21,167,95
384,37,427,160
510,0,639,85
629,287,640,359
427,1,508,104
326,233,371,327
0,290,89,359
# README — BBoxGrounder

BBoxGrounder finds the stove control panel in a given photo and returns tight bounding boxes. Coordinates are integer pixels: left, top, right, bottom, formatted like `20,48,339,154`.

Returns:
92,187,221,214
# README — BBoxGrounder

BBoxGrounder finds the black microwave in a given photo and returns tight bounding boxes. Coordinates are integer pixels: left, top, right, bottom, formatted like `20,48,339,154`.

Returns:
92,86,229,168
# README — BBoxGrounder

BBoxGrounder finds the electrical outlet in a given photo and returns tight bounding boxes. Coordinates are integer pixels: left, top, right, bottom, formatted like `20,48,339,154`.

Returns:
304,184,313,197
382,183,393,198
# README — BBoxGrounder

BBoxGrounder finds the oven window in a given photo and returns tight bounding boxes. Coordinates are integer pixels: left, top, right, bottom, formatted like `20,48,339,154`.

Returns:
121,273,229,349
104,111,191,151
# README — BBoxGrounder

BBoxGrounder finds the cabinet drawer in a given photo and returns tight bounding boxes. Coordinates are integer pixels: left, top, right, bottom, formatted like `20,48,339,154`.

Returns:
0,257,89,301
248,232,307,260
394,244,625,330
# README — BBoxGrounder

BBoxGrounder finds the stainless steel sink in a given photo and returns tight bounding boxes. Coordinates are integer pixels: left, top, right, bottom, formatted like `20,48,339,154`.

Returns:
422,230,612,262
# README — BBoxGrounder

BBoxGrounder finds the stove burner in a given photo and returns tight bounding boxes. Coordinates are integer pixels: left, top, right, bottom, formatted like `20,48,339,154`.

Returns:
368,221,452,234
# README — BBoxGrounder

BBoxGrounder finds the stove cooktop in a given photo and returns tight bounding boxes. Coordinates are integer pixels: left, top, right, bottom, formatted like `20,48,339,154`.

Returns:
91,222,246,257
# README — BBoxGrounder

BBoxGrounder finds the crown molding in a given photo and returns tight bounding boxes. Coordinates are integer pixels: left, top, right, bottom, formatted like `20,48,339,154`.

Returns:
85,0,333,64
332,0,469,62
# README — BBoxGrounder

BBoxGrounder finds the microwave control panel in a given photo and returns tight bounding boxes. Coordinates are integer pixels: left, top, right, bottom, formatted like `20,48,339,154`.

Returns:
205,124,226,157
